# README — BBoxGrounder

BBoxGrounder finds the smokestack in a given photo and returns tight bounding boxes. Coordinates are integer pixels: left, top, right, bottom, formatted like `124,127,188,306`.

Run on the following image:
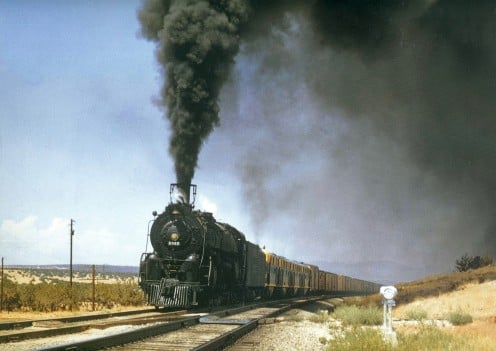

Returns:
170,183,197,205
178,183,190,205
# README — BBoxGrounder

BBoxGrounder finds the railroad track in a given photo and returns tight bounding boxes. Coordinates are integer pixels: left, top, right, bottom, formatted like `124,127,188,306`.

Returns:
25,297,319,351
0,308,182,344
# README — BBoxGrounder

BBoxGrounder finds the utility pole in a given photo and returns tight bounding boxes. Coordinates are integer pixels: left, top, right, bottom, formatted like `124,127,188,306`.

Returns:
70,219,75,287
92,264,96,311
1,257,4,312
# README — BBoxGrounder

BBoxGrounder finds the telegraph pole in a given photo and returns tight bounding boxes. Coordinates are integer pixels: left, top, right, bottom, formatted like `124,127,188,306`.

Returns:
70,219,75,287
92,264,96,311
1,257,4,312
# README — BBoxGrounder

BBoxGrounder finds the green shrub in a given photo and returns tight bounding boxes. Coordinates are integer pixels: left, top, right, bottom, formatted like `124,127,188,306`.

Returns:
2,279,144,312
327,328,392,351
405,307,428,321
455,253,493,272
447,309,473,325
332,305,382,326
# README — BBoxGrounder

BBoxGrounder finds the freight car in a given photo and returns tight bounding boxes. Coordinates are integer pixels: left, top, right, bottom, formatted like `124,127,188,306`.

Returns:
138,184,380,308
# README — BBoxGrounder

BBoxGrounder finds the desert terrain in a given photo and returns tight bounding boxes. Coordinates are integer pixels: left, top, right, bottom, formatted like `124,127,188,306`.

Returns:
385,265,496,341
1,265,495,341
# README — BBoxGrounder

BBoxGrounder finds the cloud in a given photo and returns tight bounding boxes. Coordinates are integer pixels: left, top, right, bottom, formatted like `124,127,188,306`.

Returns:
0,216,141,266
0,216,69,264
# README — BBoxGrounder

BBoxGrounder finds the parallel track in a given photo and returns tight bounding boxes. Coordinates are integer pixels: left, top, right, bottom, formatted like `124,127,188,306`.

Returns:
0,308,183,344
0,308,157,331
33,297,319,351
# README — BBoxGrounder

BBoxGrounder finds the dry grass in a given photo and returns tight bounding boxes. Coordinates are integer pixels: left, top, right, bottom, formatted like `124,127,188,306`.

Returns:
394,270,496,320
345,265,496,344
350,265,496,309
395,265,496,304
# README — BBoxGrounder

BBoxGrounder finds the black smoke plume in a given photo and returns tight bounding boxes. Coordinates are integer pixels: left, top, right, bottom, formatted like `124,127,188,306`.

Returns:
138,0,250,187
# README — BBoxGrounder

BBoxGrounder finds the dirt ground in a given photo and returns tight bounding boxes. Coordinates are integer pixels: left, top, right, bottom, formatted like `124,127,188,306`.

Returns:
393,279,496,338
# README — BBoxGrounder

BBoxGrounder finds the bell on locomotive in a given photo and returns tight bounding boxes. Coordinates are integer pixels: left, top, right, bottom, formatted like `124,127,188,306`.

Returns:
138,183,204,309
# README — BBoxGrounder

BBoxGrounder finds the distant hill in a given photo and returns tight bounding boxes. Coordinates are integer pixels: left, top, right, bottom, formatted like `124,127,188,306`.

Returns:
354,264,496,308
3,265,139,285
6,264,139,274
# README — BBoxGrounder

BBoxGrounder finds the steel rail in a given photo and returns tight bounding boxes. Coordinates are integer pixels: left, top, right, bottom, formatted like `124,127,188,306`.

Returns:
32,297,320,351
0,307,157,331
0,309,183,343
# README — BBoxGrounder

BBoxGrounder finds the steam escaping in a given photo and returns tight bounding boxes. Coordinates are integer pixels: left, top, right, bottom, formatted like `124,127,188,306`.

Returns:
138,0,250,187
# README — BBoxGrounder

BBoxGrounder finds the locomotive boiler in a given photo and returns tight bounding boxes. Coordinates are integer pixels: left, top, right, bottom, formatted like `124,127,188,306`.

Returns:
139,184,265,308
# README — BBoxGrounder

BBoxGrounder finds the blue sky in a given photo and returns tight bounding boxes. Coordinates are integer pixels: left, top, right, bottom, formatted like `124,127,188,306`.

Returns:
1,0,175,265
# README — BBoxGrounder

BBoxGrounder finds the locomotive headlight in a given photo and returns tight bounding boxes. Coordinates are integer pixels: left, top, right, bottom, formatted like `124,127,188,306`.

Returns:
163,224,182,246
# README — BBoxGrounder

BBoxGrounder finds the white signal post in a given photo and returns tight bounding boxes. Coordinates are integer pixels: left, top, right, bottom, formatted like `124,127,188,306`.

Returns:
380,285,398,345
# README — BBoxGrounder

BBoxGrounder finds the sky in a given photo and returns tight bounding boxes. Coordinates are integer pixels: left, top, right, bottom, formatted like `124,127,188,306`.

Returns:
0,0,170,266
1,0,495,283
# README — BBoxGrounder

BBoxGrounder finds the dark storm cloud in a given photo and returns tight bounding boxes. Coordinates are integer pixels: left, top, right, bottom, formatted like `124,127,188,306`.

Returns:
308,0,496,254
139,0,496,278
232,0,496,275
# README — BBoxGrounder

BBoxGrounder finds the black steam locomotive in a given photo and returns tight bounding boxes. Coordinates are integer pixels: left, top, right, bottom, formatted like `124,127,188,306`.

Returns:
139,184,379,308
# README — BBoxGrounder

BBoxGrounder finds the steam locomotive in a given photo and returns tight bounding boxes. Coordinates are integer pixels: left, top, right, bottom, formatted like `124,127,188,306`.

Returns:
138,184,379,308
